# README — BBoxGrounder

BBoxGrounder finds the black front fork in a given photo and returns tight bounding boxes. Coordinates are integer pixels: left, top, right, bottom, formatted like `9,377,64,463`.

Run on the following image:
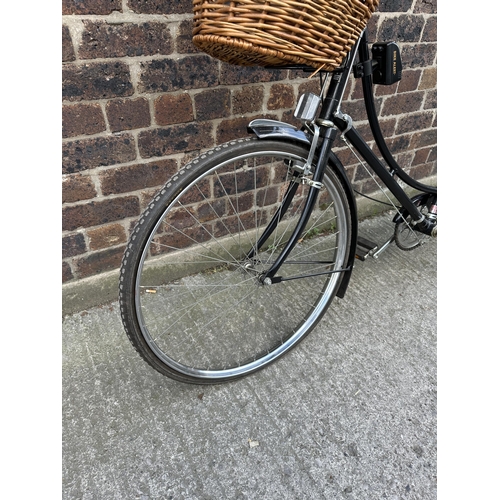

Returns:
258,41,357,283
259,126,338,283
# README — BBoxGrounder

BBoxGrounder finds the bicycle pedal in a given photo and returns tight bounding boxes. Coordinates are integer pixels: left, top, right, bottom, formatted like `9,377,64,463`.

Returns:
355,236,378,261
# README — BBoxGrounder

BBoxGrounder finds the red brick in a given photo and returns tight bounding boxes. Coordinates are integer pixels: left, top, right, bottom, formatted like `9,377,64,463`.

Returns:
62,134,136,174
62,25,75,62
176,20,200,54
381,91,424,116
138,123,213,158
62,62,133,102
232,86,264,115
379,15,425,42
401,44,437,69
87,224,127,251
62,103,106,138
75,246,126,278
412,147,433,166
397,70,421,93
79,21,173,59
62,262,74,283
62,233,87,258
62,0,121,15
63,196,140,231
267,83,295,110
194,88,230,121
422,16,437,42
424,89,437,110
128,0,191,14
139,56,219,93
99,159,178,195
155,94,194,125
216,114,276,143
395,111,433,135
409,129,437,150
106,98,151,132
298,79,321,96
220,64,288,85
419,68,437,90
62,174,97,203
414,0,437,14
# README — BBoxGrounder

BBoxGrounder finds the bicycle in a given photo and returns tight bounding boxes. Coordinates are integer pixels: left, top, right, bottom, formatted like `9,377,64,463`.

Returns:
118,24,437,384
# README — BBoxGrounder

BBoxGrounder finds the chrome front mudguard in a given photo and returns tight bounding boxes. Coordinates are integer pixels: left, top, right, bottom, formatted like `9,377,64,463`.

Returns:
247,119,357,299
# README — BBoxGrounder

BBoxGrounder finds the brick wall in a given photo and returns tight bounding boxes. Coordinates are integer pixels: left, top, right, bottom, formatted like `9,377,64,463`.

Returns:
62,0,437,288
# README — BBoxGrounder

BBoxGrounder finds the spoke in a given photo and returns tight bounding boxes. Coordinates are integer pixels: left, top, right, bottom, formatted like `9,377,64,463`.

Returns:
149,273,262,343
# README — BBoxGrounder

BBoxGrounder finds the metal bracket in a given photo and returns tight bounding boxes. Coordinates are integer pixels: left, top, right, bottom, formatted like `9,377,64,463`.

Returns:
334,111,353,139
304,123,320,171
303,178,324,190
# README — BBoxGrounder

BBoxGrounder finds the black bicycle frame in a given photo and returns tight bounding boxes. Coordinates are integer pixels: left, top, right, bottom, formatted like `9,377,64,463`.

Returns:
260,30,436,283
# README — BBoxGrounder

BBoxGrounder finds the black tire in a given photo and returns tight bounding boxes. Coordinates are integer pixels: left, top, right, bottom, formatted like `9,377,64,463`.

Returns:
119,138,352,383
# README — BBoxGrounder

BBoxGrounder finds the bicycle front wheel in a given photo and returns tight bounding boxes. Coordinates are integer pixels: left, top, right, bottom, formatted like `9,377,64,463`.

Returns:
119,138,352,383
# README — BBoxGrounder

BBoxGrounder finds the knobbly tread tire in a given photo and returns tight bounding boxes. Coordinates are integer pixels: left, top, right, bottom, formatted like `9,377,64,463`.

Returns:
119,139,254,383
119,137,352,384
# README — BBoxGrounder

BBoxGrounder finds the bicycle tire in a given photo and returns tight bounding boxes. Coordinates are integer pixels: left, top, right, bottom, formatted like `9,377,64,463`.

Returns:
119,137,352,383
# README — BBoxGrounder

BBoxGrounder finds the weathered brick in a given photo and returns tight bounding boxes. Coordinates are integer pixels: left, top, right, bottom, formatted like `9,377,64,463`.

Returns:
62,233,87,258
194,88,230,121
409,161,435,182
398,69,421,93
62,134,136,174
267,83,295,110
62,174,97,203
220,64,288,86
139,56,219,93
343,97,381,122
298,79,321,96
106,98,151,132
128,0,191,14
381,91,424,116
385,134,411,155
379,15,426,42
87,223,127,251
216,115,276,143
424,89,437,110
62,262,74,283
232,86,264,115
79,21,173,59
62,25,75,62
176,20,200,54
395,111,433,135
62,62,133,102
138,123,213,158
412,147,433,166
378,0,413,12
63,196,140,231
62,103,106,138
99,159,178,195
419,67,437,90
401,43,437,69
428,146,437,162
414,0,437,14
422,16,437,42
409,129,437,150
60,5,437,285
155,94,194,125
62,0,121,15
75,246,126,278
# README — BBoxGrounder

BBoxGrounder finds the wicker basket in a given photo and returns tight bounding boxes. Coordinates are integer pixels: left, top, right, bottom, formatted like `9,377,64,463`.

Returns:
192,0,379,71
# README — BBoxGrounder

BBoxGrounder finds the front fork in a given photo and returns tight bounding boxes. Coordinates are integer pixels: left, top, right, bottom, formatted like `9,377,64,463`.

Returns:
257,126,338,283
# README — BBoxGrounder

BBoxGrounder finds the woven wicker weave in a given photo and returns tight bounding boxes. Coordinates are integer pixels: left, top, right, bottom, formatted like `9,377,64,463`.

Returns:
192,0,379,71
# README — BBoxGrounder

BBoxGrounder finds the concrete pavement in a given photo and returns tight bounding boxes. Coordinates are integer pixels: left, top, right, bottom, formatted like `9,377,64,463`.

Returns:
62,212,437,499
